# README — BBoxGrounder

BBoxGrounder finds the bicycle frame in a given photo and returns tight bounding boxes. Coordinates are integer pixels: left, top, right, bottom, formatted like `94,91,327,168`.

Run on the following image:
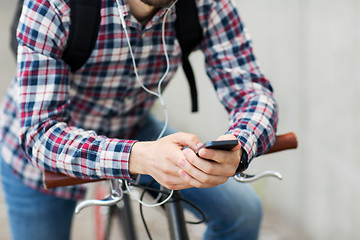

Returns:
164,190,189,240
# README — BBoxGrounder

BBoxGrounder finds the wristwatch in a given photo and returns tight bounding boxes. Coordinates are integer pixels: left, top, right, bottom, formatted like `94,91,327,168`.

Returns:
235,148,248,174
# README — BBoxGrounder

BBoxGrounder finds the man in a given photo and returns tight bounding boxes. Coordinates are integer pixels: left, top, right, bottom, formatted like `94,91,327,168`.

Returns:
0,0,278,239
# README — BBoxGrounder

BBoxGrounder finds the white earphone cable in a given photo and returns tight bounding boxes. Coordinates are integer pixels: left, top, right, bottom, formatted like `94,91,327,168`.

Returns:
115,0,178,207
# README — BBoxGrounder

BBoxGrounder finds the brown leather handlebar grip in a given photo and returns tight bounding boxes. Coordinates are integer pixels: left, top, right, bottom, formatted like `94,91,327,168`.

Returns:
42,171,103,189
265,132,298,154
43,132,298,189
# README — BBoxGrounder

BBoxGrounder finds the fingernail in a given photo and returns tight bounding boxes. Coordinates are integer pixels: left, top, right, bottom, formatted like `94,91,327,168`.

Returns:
200,149,210,158
178,159,186,167
179,170,186,177
182,148,190,157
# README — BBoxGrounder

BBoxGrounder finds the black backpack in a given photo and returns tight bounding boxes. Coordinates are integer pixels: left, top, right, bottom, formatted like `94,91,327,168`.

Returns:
11,0,203,112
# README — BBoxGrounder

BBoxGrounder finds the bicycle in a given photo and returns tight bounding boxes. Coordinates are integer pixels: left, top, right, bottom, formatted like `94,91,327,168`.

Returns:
43,132,297,240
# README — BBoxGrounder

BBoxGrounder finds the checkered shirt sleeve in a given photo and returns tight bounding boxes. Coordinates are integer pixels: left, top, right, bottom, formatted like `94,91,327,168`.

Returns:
198,0,278,163
17,0,135,181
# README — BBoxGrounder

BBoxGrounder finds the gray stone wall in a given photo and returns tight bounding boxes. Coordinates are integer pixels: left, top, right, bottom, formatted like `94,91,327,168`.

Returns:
161,0,360,239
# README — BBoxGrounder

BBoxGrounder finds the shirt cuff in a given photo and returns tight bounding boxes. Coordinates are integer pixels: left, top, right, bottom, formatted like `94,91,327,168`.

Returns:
98,139,137,180
227,129,257,165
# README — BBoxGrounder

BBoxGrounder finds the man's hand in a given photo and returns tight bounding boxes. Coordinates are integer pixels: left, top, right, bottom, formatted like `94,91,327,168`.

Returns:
178,134,241,188
129,132,202,190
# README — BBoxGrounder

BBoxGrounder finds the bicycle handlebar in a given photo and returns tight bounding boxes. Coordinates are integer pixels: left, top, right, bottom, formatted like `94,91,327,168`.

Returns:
43,132,297,189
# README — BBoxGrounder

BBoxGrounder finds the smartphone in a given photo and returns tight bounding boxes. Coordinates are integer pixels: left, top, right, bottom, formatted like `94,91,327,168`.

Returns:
196,140,239,156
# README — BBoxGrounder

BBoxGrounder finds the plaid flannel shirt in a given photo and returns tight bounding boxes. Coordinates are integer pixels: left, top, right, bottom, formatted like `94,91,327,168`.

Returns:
0,0,278,200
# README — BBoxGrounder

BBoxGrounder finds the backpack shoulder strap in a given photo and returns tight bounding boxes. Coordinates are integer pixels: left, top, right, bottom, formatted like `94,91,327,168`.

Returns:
175,0,203,112
10,0,101,72
62,0,102,72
